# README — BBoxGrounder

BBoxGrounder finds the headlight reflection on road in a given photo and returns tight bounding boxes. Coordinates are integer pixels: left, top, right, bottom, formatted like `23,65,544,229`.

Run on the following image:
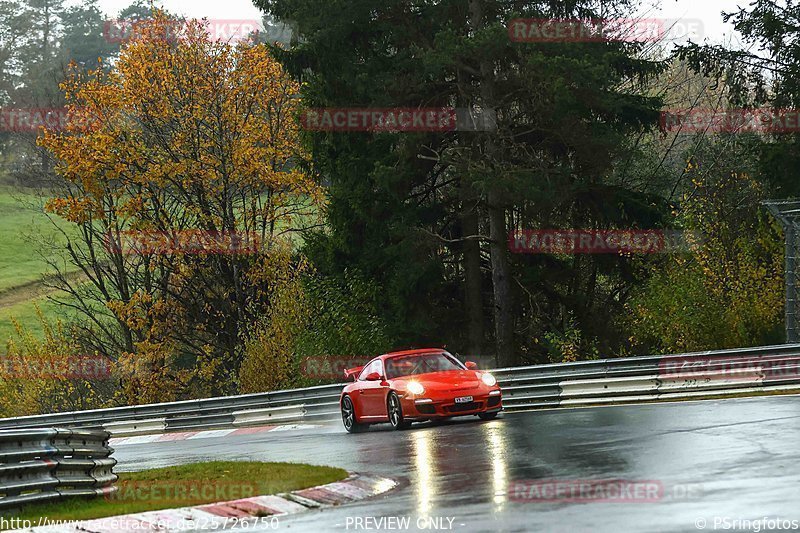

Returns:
411,429,436,516
483,423,508,511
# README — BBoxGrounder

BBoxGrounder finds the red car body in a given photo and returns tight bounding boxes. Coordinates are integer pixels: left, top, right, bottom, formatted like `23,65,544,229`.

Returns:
339,348,503,432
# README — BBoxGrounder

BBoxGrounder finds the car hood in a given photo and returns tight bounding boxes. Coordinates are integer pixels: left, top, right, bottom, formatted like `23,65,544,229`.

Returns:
395,370,484,392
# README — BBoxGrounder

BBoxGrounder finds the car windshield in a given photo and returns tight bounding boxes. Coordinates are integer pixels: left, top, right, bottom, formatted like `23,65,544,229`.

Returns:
385,353,465,379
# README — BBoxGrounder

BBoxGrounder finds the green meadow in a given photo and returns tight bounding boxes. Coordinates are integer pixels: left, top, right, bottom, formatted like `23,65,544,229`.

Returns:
0,186,78,344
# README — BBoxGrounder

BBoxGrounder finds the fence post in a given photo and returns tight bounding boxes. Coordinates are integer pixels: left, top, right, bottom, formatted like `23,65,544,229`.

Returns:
764,200,800,343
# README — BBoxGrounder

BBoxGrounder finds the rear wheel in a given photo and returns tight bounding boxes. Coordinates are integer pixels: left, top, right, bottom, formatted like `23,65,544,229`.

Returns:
388,392,412,430
478,411,499,421
342,395,367,433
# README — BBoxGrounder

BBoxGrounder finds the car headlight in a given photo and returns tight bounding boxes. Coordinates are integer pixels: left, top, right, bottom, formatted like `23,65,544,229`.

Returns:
407,381,425,395
481,373,497,387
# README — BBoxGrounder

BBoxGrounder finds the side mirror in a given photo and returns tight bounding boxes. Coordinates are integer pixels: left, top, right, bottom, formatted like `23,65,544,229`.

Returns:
365,372,382,381
465,361,478,370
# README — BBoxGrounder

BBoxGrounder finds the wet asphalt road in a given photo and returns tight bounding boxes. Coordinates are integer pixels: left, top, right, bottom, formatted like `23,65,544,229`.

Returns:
114,396,800,533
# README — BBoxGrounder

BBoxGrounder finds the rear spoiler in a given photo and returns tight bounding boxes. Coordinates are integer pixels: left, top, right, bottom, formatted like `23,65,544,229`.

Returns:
344,366,364,381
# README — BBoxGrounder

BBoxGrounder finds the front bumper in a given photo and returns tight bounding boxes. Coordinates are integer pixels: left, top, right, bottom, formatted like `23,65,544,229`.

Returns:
403,390,502,419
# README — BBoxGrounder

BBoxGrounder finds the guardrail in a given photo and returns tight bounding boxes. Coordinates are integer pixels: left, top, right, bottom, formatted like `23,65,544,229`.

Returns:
0,383,342,434
1,344,799,435
493,344,800,410
0,429,117,511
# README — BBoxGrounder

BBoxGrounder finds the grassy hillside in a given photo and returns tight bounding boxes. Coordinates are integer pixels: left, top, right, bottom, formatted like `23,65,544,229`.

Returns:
0,187,319,345
0,296,69,343
0,187,78,343
0,188,65,291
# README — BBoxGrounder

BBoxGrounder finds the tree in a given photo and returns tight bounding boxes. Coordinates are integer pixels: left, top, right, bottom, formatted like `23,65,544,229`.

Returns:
39,12,323,402
676,1,800,197
0,0,31,179
0,311,110,417
257,0,666,365
0,0,31,104
59,0,118,68
0,0,143,185
627,141,784,353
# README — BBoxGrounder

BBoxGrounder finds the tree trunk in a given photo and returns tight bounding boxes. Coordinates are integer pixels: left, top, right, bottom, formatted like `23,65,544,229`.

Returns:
460,181,484,355
488,190,515,367
468,0,515,367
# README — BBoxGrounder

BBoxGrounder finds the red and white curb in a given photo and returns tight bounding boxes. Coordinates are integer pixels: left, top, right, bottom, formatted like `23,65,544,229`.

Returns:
109,424,320,447
11,473,397,532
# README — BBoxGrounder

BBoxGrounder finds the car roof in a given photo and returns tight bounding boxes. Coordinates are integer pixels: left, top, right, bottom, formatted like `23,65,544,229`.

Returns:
379,348,445,359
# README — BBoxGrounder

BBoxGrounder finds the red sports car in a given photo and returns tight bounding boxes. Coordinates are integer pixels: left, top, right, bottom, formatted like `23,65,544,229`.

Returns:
339,349,502,433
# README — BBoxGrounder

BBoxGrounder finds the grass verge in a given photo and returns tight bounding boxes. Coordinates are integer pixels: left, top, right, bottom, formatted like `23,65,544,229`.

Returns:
0,297,74,344
0,187,75,293
3,461,348,526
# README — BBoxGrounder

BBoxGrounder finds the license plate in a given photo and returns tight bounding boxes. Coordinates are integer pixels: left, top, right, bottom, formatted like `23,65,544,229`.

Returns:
455,396,473,404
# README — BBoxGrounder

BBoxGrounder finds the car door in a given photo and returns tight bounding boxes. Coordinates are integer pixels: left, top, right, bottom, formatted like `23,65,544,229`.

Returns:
360,359,390,421
353,360,380,418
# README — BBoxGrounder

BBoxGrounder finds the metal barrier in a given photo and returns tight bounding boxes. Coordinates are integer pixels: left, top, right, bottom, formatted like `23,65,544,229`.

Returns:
0,429,117,511
1,344,800,435
0,383,342,432
103,419,166,437
232,405,307,426
494,344,800,409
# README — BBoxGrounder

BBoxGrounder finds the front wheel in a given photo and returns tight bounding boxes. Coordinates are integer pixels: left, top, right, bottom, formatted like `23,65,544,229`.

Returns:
388,392,412,430
342,395,367,433
478,411,499,421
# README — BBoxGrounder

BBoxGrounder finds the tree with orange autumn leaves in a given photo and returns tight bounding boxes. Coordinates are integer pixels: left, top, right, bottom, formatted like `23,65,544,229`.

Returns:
38,12,323,404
